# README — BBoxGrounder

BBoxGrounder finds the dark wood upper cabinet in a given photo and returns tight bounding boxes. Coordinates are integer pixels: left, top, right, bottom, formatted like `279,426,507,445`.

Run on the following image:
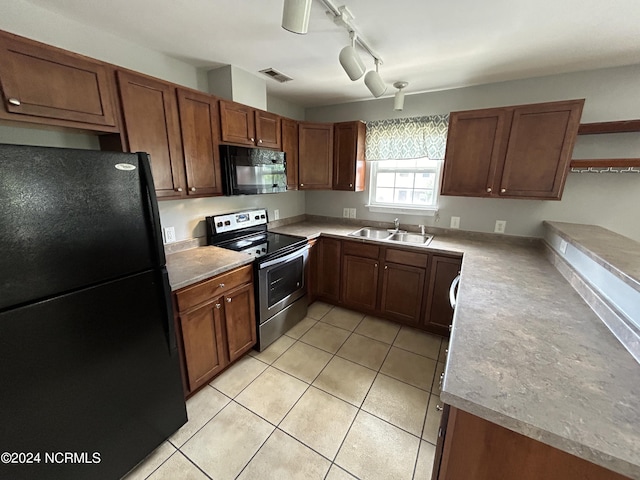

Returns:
441,99,584,200
219,99,281,149
116,70,186,199
282,118,299,190
0,30,118,131
298,122,334,190
176,88,223,197
333,121,366,191
255,110,281,149
422,255,461,336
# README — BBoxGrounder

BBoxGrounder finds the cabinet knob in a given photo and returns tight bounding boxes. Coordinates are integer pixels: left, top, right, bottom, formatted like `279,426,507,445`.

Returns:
258,139,263,144
486,187,492,193
384,265,388,270
226,297,232,303
190,187,196,192
300,183,304,187
250,137,255,142
219,283,225,288
501,188,506,193
375,263,378,268
215,303,221,309
349,183,353,187
176,187,183,192
8,98,21,106
436,404,443,412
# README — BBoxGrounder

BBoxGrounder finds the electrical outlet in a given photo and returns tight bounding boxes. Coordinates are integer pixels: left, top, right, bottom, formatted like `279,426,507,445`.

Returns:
163,226,176,244
494,220,506,234
343,208,350,218
349,208,356,218
450,216,460,229
274,209,280,220
559,239,568,254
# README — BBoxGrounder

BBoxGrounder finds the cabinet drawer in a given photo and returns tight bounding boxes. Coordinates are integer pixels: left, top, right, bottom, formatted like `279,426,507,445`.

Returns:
385,248,429,268
176,264,253,312
342,240,379,259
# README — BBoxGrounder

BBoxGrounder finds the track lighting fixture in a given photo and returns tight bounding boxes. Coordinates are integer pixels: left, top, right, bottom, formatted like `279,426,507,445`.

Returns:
393,81,408,111
281,0,313,34
365,59,386,98
339,32,365,81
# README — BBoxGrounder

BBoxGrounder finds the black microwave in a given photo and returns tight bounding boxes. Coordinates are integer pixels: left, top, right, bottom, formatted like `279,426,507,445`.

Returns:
220,145,287,195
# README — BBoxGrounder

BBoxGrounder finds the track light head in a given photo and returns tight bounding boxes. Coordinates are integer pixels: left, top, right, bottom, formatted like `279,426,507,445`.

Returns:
282,0,312,35
365,59,386,98
393,81,408,111
339,33,365,81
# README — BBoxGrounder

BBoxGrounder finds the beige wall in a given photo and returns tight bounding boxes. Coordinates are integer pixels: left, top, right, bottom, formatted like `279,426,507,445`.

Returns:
305,65,640,241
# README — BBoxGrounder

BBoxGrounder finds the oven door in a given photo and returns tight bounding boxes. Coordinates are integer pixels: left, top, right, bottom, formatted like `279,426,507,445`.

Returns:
257,245,309,323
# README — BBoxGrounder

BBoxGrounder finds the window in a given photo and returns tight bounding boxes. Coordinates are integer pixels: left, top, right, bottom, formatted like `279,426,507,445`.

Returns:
364,114,448,214
367,158,442,213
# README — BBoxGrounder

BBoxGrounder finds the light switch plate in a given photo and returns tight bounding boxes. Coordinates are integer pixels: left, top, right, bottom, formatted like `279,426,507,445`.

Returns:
274,209,280,220
163,226,176,244
450,216,460,229
495,220,506,234
349,208,356,218
343,208,350,218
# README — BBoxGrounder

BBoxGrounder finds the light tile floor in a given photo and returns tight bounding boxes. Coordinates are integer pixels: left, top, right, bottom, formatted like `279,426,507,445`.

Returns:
123,302,447,480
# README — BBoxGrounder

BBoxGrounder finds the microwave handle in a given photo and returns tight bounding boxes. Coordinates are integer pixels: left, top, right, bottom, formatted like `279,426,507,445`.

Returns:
259,244,309,269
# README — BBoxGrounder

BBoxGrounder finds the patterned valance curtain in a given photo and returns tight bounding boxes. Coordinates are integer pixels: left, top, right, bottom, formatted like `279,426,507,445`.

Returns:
365,114,449,161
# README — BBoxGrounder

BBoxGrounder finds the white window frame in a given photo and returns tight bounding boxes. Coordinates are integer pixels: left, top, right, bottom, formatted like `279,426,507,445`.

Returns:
365,158,443,216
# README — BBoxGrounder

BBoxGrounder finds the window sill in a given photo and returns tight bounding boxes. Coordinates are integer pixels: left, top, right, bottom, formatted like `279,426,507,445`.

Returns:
365,204,439,216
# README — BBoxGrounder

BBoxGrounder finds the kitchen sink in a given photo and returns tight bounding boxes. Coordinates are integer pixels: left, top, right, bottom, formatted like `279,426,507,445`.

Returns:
387,232,434,245
348,227,393,240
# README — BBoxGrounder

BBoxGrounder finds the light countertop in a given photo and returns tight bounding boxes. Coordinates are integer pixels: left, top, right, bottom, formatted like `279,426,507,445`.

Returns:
271,220,640,479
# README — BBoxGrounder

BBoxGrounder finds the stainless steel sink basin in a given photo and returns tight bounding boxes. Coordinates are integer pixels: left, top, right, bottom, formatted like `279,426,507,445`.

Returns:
348,227,392,240
388,232,434,245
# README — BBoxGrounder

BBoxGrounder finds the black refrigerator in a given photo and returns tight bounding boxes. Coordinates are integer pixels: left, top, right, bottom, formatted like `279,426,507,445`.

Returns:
0,144,187,480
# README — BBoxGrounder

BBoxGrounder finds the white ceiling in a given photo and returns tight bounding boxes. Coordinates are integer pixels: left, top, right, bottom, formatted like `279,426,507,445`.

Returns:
25,0,640,107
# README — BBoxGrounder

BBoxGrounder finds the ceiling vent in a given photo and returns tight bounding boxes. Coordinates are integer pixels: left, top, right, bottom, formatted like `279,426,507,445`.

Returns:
259,68,293,83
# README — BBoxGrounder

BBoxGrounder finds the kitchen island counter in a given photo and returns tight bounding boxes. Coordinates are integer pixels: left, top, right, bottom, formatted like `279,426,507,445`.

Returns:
272,220,640,479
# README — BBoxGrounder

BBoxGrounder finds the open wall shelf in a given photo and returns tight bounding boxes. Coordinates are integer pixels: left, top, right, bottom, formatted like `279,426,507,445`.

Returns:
578,119,640,135
572,120,640,169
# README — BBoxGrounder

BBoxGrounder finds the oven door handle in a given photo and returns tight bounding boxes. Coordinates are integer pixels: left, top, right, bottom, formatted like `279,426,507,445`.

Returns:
259,244,310,269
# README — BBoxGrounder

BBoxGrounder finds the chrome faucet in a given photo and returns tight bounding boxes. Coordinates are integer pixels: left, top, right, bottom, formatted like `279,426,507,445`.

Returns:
419,224,425,235
394,218,400,232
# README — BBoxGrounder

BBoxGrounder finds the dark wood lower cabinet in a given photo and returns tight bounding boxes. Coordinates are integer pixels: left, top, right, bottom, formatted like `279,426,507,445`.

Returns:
174,265,256,397
380,262,425,325
433,406,628,480
422,255,461,336
316,237,342,302
341,255,379,311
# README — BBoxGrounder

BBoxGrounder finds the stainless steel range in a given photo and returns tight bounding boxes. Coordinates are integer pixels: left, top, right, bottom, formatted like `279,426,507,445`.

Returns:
205,209,309,351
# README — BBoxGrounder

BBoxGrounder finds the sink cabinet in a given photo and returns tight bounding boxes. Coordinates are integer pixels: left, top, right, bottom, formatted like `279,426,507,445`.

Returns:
313,238,461,335
173,264,256,397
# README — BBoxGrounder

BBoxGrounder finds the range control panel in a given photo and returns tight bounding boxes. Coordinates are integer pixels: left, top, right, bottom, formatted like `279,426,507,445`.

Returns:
211,209,268,234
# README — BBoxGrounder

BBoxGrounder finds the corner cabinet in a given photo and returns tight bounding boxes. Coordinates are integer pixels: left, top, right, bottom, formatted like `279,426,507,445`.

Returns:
333,121,366,191
298,122,334,189
0,30,118,131
173,264,256,396
422,255,460,336
282,118,299,190
441,99,584,200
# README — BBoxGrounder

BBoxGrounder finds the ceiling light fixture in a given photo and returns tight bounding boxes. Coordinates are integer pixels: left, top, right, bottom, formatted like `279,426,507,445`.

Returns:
282,0,313,35
339,31,365,81
365,59,386,98
393,81,408,110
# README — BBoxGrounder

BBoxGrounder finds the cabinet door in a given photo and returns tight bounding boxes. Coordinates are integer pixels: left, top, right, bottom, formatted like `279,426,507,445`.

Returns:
176,88,223,197
341,255,379,311
499,100,584,199
180,301,227,392
306,239,318,305
255,110,282,149
333,121,366,191
219,100,255,146
223,283,257,362
282,118,299,190
423,256,461,336
0,31,117,130
316,237,342,302
117,71,185,199
441,108,511,197
380,262,426,325
298,122,334,189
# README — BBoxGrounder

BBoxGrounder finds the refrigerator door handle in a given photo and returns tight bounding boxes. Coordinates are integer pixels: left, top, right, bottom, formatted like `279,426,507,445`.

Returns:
138,152,166,267
159,268,178,355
